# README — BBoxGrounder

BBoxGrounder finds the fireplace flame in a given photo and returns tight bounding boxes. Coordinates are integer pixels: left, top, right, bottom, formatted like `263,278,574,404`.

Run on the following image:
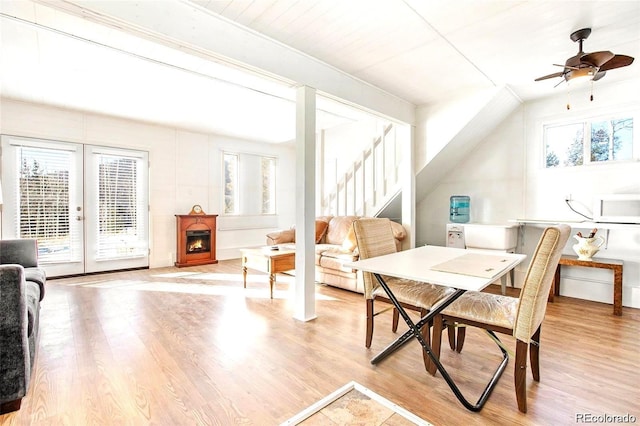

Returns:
188,239,204,252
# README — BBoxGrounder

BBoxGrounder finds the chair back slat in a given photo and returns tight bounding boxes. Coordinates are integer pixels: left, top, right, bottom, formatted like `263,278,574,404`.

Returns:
514,225,570,342
352,218,397,299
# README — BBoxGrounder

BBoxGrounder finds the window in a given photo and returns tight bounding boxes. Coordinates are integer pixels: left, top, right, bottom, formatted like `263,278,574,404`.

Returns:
223,153,238,214
222,151,276,215
545,115,635,168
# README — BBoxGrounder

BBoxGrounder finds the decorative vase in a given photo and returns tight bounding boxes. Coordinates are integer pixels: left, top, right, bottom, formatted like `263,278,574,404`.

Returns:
572,235,605,261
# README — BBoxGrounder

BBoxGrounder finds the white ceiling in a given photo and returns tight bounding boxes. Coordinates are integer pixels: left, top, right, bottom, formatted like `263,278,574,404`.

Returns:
1,0,639,143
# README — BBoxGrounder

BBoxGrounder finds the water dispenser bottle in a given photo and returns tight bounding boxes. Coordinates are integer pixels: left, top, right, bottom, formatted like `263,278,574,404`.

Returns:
450,195,470,223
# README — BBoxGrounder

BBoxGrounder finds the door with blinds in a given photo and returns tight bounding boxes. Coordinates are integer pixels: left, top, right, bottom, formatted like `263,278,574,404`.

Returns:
84,145,149,273
1,136,149,276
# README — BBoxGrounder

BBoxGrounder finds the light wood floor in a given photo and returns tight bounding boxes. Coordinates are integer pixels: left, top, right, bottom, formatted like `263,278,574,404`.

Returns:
2,260,639,425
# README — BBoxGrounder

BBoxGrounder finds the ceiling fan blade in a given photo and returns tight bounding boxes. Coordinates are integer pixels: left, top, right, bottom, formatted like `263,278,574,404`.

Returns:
598,54,635,71
593,71,607,81
535,71,564,81
554,63,581,70
581,51,614,67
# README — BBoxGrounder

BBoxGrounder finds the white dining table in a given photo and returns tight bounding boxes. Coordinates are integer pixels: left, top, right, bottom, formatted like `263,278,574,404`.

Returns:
346,245,527,411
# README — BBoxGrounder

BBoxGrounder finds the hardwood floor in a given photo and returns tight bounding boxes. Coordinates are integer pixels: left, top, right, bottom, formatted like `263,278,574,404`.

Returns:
2,260,639,425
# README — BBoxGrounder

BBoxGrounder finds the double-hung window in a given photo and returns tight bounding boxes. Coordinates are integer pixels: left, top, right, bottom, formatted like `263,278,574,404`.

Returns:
223,151,276,216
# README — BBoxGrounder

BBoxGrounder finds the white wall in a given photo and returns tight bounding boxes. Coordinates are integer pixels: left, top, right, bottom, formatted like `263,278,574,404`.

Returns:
416,106,526,246
0,98,296,267
416,78,640,309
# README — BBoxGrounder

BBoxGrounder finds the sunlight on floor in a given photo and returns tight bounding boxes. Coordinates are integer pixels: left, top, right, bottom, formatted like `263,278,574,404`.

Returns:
63,271,339,301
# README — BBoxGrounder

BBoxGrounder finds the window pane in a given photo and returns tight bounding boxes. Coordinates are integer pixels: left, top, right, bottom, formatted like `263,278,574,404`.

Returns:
224,153,238,214
591,118,634,162
613,118,633,160
96,154,146,260
18,147,80,263
261,157,276,214
545,123,584,168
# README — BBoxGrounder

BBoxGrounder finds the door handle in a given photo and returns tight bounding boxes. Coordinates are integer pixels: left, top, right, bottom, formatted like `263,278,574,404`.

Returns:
76,215,84,221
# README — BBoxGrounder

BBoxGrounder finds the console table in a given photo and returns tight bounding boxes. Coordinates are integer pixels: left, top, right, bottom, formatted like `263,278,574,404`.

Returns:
549,255,623,316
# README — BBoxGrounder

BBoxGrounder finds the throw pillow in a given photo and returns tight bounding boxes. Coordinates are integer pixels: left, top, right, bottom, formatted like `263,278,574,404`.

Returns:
341,225,358,252
315,220,329,243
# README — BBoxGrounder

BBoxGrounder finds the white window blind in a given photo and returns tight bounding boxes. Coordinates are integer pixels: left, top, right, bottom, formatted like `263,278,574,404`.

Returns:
15,145,82,263
93,150,148,260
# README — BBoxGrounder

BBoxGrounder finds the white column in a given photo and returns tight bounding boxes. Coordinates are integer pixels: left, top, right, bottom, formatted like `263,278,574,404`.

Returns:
401,125,416,249
294,86,317,321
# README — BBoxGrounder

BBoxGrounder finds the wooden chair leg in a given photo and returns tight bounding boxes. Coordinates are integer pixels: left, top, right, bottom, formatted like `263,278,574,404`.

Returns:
366,299,374,348
455,325,466,353
392,307,399,332
0,398,22,414
515,339,529,413
447,323,456,350
530,326,541,381
429,314,444,376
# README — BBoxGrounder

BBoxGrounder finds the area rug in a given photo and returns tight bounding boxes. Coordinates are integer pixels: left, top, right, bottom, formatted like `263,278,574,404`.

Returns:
281,381,433,425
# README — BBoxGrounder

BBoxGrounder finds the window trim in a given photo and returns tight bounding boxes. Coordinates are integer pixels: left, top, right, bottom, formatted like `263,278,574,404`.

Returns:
543,111,639,169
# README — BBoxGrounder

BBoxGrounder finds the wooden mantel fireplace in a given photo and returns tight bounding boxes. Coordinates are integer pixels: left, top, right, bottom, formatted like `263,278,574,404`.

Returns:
175,214,218,267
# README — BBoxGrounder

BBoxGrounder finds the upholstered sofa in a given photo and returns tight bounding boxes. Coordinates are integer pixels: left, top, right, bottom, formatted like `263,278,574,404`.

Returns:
0,239,46,414
266,216,406,293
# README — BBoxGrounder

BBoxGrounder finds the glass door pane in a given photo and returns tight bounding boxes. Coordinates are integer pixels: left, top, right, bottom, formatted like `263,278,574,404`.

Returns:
84,146,149,273
1,136,84,276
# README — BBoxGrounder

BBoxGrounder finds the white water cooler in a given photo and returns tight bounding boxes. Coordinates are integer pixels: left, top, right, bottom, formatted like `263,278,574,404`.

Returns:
446,223,465,248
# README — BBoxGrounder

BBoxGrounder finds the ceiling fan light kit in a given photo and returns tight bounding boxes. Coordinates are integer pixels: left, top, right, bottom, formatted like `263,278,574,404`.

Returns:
534,28,635,109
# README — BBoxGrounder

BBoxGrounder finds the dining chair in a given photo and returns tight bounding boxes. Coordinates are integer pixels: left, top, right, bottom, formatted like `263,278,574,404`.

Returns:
429,224,570,413
352,218,454,367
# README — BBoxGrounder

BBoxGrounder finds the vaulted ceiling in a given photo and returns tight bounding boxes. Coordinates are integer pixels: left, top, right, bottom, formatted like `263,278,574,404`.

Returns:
1,1,639,143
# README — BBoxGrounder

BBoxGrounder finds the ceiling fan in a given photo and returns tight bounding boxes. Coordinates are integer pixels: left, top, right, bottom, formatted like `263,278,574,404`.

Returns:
534,28,634,85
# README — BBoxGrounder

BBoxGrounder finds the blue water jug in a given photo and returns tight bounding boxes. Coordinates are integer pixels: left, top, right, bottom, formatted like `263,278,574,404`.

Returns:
450,195,470,223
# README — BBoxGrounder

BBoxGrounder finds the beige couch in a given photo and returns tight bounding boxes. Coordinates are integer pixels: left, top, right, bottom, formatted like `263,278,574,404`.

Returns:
266,216,406,293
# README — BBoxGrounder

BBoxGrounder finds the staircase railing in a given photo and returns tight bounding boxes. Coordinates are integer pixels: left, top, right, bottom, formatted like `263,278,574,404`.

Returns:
320,123,401,217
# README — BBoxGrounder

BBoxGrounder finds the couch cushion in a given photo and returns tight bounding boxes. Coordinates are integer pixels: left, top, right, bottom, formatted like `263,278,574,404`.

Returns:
319,247,359,272
325,216,359,245
24,268,46,301
314,244,337,266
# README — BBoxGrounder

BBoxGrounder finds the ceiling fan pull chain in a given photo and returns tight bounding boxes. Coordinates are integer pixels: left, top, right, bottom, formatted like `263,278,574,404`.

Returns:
590,81,594,102
566,87,571,110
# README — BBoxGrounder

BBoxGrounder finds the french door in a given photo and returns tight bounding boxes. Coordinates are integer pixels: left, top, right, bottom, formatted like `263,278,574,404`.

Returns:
1,135,149,276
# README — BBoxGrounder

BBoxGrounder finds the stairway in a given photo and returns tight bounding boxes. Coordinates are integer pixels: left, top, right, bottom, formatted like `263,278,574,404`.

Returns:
319,123,403,219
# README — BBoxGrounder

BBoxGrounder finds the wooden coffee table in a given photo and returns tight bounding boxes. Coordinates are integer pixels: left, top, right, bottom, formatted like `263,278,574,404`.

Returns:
240,247,295,298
